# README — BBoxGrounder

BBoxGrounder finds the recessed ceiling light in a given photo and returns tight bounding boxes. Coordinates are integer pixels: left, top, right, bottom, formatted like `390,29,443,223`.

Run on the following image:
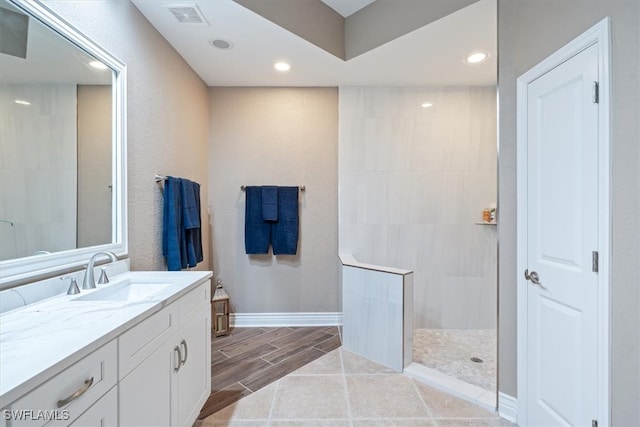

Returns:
89,61,108,70
14,99,31,106
466,52,489,64
421,102,433,108
210,38,233,50
274,62,291,72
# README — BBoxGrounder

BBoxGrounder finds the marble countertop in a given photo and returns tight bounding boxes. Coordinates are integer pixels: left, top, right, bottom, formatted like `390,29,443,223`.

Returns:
0,270,212,404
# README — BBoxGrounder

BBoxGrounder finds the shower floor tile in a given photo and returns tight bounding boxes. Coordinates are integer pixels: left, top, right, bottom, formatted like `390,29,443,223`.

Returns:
413,329,496,391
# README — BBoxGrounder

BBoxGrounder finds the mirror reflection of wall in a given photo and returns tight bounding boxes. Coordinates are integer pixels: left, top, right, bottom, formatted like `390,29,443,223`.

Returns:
0,83,77,259
0,1,113,261
77,85,112,248
0,84,111,260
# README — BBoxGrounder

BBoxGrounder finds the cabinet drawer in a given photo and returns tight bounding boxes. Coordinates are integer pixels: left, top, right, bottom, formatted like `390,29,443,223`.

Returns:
66,385,116,427
43,385,117,427
118,303,178,379
5,340,117,427
179,281,210,325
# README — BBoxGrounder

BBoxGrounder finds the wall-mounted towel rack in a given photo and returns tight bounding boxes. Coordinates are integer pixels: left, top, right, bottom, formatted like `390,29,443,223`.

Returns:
155,174,167,183
241,185,306,192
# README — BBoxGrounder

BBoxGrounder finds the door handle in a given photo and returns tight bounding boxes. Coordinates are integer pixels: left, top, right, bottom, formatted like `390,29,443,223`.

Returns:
524,269,542,285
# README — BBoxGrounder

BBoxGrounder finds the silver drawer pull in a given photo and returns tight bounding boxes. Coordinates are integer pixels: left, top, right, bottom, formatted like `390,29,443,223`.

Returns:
57,377,94,408
180,339,188,366
174,346,182,372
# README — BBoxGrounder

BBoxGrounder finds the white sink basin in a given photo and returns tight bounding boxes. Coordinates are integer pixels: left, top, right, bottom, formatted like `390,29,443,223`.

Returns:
73,280,171,302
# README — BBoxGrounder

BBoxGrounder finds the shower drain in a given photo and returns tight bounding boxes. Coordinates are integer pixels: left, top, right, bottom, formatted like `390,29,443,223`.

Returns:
470,357,484,363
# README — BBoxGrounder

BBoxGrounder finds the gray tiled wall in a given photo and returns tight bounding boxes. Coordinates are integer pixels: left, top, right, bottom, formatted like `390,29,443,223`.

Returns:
339,86,497,329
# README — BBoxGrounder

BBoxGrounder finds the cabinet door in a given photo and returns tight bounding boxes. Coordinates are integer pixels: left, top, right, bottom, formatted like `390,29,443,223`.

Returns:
174,302,211,427
119,304,178,379
119,338,174,427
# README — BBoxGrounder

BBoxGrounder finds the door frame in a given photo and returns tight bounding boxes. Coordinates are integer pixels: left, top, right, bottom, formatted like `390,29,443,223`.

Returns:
516,18,611,426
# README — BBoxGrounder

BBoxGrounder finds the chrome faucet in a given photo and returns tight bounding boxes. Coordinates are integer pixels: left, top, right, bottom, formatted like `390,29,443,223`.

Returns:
61,276,80,295
83,251,118,290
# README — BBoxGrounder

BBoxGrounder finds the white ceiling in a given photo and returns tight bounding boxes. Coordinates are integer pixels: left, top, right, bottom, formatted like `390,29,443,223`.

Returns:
132,0,496,87
320,0,376,17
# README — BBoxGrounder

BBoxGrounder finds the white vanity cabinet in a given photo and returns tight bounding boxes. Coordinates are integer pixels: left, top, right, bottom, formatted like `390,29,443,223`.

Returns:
118,305,177,426
3,340,117,427
172,285,211,426
119,281,211,427
1,272,212,427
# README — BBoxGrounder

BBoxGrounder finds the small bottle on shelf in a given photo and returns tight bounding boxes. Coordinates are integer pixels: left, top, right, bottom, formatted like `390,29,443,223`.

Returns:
482,207,491,223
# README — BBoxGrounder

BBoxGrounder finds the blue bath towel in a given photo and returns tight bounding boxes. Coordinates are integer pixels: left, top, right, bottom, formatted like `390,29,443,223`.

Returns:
181,179,203,268
261,186,278,221
245,186,271,254
163,176,185,271
272,186,299,255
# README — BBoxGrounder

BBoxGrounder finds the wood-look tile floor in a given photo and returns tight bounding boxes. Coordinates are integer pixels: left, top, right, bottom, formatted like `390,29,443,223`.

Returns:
198,326,342,420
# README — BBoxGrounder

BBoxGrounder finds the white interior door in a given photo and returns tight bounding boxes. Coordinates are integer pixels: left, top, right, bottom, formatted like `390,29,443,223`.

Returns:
521,43,601,426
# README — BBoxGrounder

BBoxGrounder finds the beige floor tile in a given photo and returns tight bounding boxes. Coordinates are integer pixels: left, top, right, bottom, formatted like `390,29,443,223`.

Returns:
352,419,436,426
198,420,269,427
347,374,429,419
342,350,397,374
271,375,348,419
269,420,351,426
200,334,513,427
415,383,498,419
290,349,343,375
204,382,278,421
437,418,515,426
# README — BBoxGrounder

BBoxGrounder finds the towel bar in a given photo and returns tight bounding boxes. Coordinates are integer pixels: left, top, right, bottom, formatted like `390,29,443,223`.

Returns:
241,185,305,192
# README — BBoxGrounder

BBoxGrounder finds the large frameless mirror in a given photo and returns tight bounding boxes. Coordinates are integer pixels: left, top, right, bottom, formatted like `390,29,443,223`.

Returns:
0,0,127,287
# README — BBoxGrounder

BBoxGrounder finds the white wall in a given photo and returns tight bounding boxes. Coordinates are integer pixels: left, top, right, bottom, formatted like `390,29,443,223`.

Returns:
339,86,497,329
208,87,340,314
0,84,77,259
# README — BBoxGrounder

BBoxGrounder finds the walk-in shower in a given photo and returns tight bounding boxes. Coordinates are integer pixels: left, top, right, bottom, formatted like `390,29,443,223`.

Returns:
338,85,498,404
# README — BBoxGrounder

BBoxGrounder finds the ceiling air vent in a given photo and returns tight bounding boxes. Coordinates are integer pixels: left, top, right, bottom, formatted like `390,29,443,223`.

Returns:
167,5,208,25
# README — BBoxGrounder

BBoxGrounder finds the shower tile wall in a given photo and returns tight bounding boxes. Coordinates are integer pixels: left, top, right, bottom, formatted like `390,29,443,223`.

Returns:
339,87,497,329
0,84,77,260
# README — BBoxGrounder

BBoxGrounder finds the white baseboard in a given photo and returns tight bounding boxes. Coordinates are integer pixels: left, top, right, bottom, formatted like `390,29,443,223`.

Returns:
230,312,342,327
498,392,518,423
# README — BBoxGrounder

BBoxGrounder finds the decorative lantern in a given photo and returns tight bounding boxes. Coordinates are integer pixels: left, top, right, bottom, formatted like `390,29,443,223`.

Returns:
212,279,230,337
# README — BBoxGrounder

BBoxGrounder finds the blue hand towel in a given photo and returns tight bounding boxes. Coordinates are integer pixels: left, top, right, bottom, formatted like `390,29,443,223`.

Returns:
163,176,184,271
261,186,278,221
181,179,203,268
245,186,271,254
182,179,201,229
272,186,299,255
